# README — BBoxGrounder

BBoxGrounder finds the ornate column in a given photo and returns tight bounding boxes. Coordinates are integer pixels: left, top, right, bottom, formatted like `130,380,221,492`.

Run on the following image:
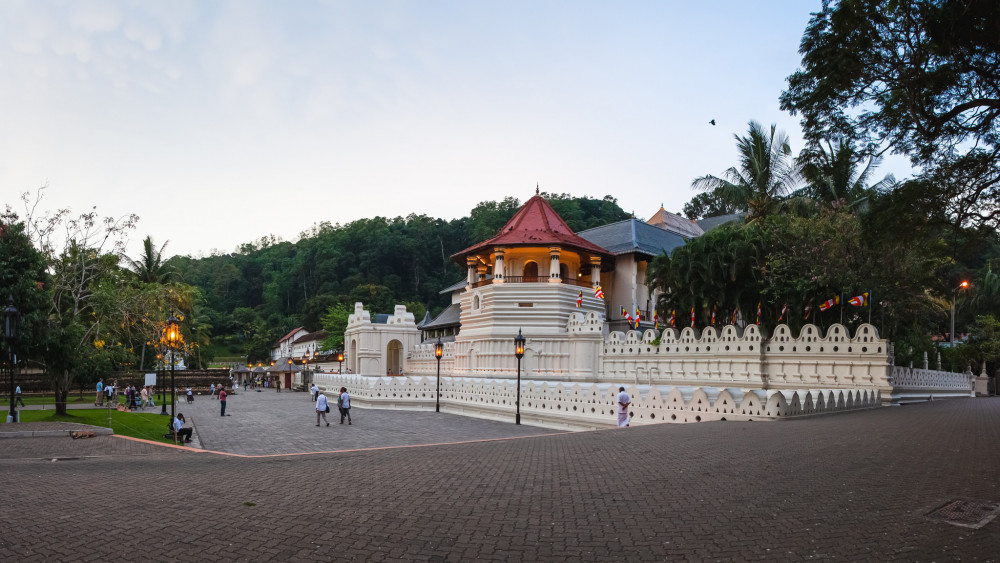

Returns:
466,257,478,285
548,246,561,283
589,256,601,286
493,248,505,283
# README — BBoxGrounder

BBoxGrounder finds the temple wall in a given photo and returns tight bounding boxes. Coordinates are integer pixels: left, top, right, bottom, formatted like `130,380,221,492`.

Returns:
342,304,972,426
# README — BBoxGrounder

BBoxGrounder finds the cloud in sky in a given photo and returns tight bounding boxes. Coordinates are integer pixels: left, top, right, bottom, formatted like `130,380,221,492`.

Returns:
0,1,915,259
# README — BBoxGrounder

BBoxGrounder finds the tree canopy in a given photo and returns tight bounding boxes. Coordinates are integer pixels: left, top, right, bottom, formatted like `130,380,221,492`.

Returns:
781,0,1000,230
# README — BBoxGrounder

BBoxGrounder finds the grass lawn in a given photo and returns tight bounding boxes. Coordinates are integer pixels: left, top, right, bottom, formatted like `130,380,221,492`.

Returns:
17,408,178,444
2,395,95,407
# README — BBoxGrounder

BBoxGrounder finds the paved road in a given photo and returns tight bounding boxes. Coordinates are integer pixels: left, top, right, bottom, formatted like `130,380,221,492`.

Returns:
178,389,554,455
1,397,999,561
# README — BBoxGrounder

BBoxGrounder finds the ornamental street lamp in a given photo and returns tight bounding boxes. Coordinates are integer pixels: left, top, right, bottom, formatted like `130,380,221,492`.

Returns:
434,338,444,413
951,280,970,347
165,315,182,439
5,296,20,424
337,351,344,374
514,328,525,425
158,351,167,415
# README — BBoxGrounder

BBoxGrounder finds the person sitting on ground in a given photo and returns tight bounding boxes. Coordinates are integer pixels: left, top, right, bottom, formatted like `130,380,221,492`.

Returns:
172,413,193,443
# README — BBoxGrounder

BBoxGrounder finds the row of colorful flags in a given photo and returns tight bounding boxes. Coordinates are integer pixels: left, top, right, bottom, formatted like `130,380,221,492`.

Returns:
575,287,872,329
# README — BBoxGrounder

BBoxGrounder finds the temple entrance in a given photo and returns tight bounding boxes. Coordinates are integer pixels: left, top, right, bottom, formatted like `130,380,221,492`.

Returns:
387,340,403,375
523,261,538,282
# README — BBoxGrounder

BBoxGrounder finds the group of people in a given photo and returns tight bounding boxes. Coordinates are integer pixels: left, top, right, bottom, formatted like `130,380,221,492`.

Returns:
313,385,352,426
95,379,156,409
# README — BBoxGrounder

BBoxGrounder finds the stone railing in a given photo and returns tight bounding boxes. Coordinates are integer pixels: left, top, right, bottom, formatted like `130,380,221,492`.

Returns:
599,322,893,399
310,372,881,429
888,366,974,402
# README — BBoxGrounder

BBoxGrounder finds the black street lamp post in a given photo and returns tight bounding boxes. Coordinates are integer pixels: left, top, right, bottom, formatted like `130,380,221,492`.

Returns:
951,280,970,347
158,350,167,415
434,338,443,413
165,316,181,439
5,296,20,424
337,351,344,374
514,328,525,425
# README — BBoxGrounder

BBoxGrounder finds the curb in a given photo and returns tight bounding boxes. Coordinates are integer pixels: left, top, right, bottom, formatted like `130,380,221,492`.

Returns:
0,426,114,439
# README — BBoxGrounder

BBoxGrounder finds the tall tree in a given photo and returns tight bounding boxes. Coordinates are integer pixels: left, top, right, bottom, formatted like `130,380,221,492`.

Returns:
781,0,1000,230
692,121,801,223
126,236,174,284
797,139,896,211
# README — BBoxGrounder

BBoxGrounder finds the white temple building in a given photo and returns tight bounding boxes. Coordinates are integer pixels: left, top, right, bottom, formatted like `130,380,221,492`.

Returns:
314,193,979,429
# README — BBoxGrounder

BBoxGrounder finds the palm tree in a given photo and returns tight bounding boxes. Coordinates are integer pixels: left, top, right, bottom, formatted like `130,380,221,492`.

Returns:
797,139,896,211
127,236,173,284
693,121,800,224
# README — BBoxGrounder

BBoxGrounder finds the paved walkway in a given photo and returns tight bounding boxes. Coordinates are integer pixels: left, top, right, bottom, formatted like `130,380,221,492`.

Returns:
178,389,552,455
1,395,999,560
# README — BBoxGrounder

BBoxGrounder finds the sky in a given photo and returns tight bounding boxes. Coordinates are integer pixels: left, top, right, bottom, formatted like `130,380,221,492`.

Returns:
0,0,915,259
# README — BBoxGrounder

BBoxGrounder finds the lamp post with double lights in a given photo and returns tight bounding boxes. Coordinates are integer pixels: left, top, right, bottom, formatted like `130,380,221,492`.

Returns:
514,328,525,425
165,315,182,435
434,338,443,412
951,280,970,347
5,296,19,424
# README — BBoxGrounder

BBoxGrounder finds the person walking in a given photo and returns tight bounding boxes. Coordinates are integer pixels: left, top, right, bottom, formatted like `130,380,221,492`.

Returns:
14,385,25,407
210,383,216,399
219,387,227,416
186,387,194,403
339,387,352,425
310,384,318,402
315,392,330,426
617,386,631,428
140,386,148,408
96,379,104,406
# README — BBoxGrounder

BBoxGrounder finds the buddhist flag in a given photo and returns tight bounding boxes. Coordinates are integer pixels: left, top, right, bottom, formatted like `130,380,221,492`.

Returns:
848,292,869,307
803,299,814,320
653,311,659,329
818,295,840,312
594,285,605,300
710,305,716,326
777,303,787,322
731,308,739,325
576,291,583,308
635,306,641,325
621,306,634,326
690,307,695,328
669,310,676,327
756,301,762,325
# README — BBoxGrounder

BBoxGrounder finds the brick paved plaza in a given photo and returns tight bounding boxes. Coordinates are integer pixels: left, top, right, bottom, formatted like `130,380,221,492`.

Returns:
1,393,999,561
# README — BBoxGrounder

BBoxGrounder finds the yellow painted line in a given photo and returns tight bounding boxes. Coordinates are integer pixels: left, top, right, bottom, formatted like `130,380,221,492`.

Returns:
114,430,576,458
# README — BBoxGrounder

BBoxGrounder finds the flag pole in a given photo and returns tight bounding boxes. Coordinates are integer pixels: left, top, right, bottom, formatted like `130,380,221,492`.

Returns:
868,290,872,325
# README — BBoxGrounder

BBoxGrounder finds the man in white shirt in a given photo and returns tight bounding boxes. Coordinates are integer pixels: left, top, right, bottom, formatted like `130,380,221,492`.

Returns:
617,386,631,428
172,414,193,443
14,385,25,407
310,384,319,402
315,392,329,426
339,387,352,425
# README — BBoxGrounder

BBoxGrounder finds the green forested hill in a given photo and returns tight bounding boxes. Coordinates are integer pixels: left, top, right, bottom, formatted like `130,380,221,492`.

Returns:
167,193,630,358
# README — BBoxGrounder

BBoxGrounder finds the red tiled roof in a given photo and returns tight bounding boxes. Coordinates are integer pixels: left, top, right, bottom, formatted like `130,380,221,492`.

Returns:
278,327,304,343
453,195,611,259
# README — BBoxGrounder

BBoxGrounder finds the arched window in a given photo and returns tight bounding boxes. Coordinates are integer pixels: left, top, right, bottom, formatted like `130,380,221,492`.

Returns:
473,295,481,310
523,261,538,282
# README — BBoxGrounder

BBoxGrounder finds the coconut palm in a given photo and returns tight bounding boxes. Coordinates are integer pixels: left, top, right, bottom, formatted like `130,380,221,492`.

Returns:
693,121,800,224
127,236,174,284
798,139,896,211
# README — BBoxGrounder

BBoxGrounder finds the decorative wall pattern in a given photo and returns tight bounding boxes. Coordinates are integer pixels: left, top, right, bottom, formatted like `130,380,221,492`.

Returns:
311,372,883,429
